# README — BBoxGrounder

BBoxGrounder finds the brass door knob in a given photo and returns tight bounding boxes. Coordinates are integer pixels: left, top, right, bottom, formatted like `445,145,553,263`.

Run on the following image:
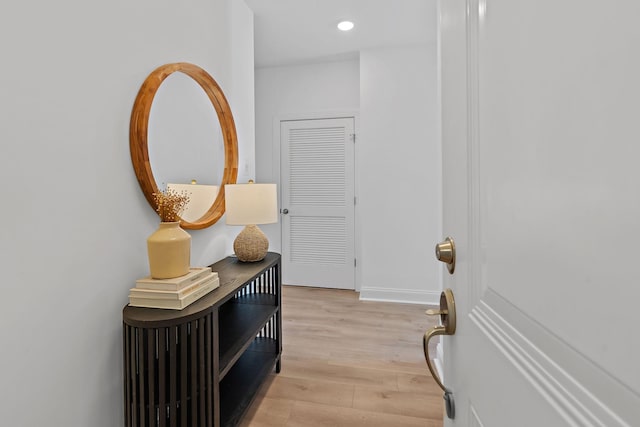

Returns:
435,237,456,274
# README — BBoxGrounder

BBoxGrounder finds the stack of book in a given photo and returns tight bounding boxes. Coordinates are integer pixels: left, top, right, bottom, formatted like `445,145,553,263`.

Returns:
128,267,219,310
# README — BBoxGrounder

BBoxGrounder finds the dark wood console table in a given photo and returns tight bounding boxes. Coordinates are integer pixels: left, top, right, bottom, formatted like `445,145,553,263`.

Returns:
122,252,281,427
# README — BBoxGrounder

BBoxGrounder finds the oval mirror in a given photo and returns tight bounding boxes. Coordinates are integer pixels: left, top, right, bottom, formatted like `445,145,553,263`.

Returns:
130,62,238,229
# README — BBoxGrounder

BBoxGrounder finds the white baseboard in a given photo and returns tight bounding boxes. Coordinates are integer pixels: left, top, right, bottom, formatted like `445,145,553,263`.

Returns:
359,287,441,305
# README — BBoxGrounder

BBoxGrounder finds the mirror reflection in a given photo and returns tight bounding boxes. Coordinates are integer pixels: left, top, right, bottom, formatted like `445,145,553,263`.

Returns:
166,182,219,223
148,72,224,222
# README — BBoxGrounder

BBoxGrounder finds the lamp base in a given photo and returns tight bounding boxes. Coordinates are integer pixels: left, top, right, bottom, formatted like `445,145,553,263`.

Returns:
234,225,269,262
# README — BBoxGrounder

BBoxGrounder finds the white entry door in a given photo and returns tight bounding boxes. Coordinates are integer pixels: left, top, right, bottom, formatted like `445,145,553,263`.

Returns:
437,0,640,426
280,118,355,289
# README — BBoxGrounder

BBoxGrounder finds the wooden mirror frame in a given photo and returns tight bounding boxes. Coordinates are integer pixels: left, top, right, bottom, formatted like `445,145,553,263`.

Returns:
130,62,238,229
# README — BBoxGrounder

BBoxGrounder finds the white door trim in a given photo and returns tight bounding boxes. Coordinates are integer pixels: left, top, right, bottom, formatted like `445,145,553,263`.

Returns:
272,110,361,291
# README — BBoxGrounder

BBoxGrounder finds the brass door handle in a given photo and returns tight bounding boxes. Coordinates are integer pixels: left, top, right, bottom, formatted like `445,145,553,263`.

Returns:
423,289,456,392
435,237,456,274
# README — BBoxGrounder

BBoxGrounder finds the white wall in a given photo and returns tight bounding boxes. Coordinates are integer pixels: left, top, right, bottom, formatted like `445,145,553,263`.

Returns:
254,59,360,249
254,45,441,304
0,0,253,425
230,0,257,186
358,44,441,304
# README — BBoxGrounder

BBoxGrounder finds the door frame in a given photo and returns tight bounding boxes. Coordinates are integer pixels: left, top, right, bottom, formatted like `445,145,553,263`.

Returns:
272,110,361,291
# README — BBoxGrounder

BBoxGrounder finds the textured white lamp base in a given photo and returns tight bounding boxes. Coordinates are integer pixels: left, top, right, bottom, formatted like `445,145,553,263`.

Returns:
233,225,269,262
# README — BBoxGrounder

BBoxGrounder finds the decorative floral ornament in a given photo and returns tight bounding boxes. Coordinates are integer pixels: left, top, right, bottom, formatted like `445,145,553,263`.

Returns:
152,188,191,222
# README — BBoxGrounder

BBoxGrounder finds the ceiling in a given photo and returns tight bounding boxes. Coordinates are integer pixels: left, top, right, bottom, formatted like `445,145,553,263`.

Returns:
244,0,438,68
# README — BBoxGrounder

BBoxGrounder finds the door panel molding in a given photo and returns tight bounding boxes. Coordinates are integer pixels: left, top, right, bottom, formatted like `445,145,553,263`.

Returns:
470,289,638,427
466,0,483,310
469,405,485,427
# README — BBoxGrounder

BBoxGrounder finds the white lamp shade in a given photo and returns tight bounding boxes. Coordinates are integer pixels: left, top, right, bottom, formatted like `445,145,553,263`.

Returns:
167,183,219,223
225,183,278,225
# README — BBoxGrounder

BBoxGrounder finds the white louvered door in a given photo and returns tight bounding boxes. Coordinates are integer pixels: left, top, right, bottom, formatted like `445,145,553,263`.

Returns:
280,118,355,289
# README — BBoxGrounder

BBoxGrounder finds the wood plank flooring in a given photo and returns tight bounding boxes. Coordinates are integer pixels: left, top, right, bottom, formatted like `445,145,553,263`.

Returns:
239,285,444,426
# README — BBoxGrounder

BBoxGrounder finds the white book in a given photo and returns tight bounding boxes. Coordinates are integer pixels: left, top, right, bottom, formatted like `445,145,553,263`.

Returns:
129,276,220,310
135,267,214,291
129,272,217,300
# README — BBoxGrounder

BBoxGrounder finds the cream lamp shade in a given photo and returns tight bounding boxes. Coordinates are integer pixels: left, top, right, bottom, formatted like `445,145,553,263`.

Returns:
225,182,278,262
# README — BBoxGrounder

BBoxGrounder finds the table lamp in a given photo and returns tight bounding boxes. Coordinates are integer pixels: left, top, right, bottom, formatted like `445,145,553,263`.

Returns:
225,181,278,262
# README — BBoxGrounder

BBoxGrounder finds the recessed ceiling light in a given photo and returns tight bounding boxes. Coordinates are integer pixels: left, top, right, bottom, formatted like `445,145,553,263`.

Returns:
337,21,355,31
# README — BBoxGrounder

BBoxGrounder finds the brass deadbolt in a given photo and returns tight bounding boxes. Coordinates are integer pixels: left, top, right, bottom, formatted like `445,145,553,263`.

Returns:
435,237,456,274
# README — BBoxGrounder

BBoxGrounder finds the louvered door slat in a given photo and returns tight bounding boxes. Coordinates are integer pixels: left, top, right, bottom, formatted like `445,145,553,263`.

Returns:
289,126,346,207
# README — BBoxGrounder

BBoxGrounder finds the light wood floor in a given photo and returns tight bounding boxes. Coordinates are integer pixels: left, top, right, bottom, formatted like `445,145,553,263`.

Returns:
239,285,444,427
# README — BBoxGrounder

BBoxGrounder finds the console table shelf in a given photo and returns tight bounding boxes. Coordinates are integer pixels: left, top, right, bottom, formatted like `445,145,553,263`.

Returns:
220,338,278,426
122,253,281,427
219,297,278,377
